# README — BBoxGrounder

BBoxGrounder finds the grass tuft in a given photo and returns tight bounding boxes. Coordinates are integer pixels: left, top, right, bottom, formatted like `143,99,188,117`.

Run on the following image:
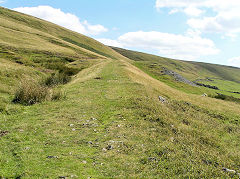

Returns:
12,78,49,105
44,72,71,87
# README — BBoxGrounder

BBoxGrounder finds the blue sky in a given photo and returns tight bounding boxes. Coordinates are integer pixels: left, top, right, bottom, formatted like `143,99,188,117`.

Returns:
1,0,240,67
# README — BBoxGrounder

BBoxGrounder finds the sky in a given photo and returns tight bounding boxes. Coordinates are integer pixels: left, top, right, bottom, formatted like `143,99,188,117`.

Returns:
1,0,240,67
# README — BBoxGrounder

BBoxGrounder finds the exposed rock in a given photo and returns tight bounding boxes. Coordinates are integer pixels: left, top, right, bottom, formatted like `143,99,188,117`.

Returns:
195,82,219,90
106,145,113,150
47,156,58,159
0,131,9,137
59,176,66,179
222,167,236,173
158,96,167,103
162,67,197,86
201,93,208,97
102,148,107,152
148,157,157,162
229,91,240,94
222,167,240,176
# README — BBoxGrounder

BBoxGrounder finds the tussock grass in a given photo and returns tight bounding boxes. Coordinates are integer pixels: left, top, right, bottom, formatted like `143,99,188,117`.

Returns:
12,77,67,105
44,72,71,87
12,78,49,105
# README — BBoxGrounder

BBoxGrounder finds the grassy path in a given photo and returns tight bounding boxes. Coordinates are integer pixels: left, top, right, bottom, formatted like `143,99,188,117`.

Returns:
0,58,240,178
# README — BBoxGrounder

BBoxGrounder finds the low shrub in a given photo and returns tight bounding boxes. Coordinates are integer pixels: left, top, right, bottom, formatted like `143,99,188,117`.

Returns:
44,72,71,87
211,93,240,103
12,79,49,105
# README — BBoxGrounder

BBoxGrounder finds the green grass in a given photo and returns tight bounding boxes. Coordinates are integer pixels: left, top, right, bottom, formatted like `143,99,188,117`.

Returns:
0,6,240,178
112,46,240,83
1,59,240,178
197,79,240,98
112,46,240,98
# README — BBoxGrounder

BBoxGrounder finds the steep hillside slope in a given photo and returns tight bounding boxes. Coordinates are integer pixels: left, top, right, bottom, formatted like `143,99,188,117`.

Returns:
0,7,122,59
0,7,240,178
0,6,123,97
112,47,240,98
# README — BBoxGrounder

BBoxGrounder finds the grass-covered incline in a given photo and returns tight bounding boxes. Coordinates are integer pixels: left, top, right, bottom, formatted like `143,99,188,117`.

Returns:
0,7,240,178
112,46,240,98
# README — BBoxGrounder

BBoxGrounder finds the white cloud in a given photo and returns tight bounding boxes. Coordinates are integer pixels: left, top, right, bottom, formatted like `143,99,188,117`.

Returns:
188,11,240,37
156,0,240,37
97,38,123,48
169,8,180,15
168,6,203,16
228,57,240,68
13,6,108,36
183,7,203,17
99,31,219,61
118,31,219,60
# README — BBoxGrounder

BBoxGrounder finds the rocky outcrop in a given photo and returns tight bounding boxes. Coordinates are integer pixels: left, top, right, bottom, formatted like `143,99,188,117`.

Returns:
194,82,219,90
161,67,197,87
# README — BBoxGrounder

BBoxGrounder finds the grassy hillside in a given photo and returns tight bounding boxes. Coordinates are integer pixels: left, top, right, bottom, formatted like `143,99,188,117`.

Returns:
112,47,240,98
0,7,240,178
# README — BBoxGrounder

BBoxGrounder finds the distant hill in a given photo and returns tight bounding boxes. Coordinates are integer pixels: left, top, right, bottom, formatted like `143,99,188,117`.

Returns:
112,46,240,97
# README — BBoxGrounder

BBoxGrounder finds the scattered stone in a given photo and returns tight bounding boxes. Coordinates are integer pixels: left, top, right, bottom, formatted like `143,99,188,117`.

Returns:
24,147,30,150
82,160,87,164
162,67,197,86
201,93,208,97
0,131,9,137
183,119,190,125
148,157,157,162
222,167,237,174
184,102,191,106
59,176,66,179
72,128,76,131
195,82,219,90
170,137,175,142
91,117,97,120
47,156,58,159
102,148,107,152
117,124,121,127
106,145,113,150
69,124,74,127
158,96,167,103
88,141,93,145
92,124,99,127
222,167,240,176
